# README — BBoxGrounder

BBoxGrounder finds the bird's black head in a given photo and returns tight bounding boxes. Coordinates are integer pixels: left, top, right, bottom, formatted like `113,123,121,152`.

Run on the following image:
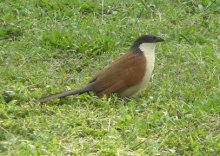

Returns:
133,35,164,45
131,35,164,54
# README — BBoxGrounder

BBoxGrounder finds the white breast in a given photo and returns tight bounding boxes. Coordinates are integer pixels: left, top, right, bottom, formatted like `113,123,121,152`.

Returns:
120,43,155,97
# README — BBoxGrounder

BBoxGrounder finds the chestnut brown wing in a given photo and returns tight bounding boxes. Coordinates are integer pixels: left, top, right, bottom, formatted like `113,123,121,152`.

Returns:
89,51,146,97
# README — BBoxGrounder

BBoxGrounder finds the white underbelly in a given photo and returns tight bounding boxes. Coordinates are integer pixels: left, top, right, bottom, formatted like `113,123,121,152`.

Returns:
119,62,154,97
119,67,153,97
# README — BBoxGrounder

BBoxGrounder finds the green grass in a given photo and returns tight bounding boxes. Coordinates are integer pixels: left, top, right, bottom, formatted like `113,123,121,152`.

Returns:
1,0,220,155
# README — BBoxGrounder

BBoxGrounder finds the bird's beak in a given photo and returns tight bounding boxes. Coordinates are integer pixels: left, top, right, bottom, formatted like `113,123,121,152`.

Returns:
156,37,164,42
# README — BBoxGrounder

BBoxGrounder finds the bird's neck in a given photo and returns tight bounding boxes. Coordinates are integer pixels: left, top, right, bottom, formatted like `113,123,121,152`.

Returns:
139,43,155,58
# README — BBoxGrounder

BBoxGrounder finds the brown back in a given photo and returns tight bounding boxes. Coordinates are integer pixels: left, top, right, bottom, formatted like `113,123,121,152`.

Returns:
89,51,146,97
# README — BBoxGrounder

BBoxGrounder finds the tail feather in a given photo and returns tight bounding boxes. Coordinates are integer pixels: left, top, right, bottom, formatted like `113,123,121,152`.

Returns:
38,85,92,103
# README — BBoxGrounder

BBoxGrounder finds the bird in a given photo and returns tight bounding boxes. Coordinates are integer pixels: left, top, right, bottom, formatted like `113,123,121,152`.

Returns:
38,35,164,103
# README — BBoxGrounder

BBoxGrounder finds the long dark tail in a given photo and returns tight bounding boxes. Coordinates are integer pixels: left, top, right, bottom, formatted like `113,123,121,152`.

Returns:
38,84,92,103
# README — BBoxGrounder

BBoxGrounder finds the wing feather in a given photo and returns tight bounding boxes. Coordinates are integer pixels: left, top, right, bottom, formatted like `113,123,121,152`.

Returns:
89,51,146,96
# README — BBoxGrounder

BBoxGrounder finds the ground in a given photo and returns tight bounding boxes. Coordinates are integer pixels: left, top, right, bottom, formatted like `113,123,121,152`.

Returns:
0,0,220,155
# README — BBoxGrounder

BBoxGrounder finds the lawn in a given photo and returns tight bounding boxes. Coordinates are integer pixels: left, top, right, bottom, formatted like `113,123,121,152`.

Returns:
0,0,220,155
